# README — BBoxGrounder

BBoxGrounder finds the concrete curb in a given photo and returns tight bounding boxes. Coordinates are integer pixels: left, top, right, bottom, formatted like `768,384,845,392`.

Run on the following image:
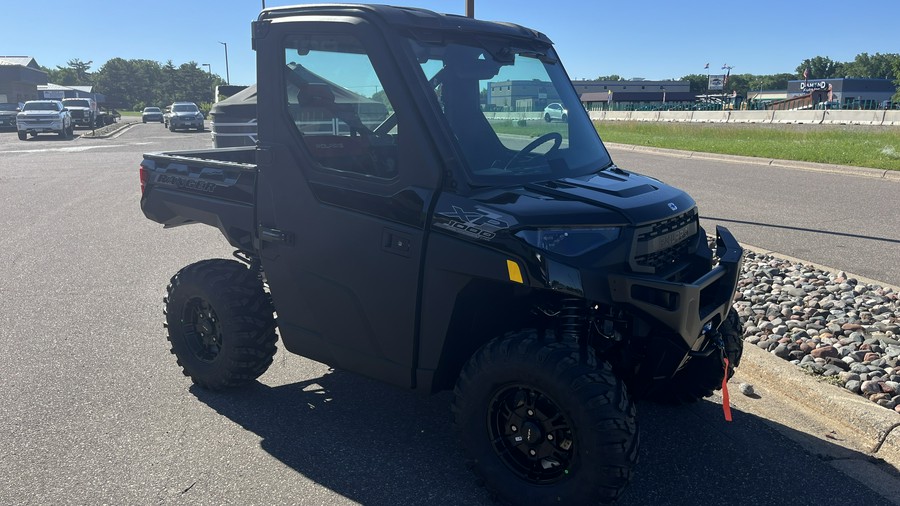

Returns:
605,142,900,182
78,119,139,139
729,239,900,471
736,344,900,468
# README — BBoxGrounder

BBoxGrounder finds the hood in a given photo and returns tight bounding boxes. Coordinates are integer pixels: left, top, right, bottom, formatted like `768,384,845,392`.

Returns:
459,167,695,230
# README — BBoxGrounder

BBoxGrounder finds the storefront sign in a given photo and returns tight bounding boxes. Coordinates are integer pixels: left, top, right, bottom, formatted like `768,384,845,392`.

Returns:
800,81,828,91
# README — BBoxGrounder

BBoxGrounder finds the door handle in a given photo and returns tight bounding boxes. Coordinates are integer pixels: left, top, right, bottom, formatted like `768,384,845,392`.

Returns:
382,229,411,257
259,226,294,246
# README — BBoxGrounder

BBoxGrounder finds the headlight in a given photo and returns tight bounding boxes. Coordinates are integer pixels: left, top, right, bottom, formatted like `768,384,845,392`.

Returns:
515,227,620,257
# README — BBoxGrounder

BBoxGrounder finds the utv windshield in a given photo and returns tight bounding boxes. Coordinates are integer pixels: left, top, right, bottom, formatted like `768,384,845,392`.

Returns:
63,100,90,107
410,38,611,184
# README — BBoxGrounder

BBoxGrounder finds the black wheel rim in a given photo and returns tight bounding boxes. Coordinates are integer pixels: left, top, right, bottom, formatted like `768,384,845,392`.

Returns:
487,384,575,483
181,297,223,362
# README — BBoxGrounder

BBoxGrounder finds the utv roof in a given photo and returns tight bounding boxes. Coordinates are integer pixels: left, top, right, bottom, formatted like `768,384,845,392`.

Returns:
257,3,552,45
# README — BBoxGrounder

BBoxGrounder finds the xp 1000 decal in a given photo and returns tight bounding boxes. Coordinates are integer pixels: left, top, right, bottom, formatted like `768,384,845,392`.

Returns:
435,205,510,240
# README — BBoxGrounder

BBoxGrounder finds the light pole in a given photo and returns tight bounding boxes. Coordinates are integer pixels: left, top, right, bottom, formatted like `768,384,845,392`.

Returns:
201,64,212,102
218,41,230,85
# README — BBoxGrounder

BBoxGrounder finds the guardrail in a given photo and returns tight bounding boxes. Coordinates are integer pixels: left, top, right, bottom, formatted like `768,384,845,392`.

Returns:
588,109,900,126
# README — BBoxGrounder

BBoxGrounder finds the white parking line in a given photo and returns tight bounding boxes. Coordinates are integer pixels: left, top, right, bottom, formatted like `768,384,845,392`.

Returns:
0,141,153,154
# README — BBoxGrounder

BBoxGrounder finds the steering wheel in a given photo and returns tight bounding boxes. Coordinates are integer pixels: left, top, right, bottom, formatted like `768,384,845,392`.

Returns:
504,132,563,170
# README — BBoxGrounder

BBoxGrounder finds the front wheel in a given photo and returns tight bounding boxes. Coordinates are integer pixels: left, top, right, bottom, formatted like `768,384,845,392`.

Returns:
453,331,638,506
17,131,27,140
164,259,277,390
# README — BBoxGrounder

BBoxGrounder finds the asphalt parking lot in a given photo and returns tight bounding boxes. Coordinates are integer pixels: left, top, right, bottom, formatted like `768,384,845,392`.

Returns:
0,124,897,505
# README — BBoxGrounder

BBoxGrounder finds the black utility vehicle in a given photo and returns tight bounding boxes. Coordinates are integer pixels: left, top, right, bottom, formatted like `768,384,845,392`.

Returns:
140,5,744,505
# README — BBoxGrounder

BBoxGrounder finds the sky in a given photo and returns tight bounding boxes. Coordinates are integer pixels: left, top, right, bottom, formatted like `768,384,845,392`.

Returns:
2,0,898,86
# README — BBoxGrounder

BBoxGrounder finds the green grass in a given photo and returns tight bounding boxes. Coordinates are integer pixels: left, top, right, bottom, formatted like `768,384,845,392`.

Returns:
593,122,900,171
117,110,141,117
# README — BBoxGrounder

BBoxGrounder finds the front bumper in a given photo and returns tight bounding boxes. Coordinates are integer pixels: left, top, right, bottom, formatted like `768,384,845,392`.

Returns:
608,225,744,351
171,117,203,128
17,119,64,132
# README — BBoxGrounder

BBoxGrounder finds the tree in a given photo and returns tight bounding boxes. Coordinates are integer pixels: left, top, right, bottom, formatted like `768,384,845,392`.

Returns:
595,75,625,81
679,74,709,94
796,56,844,79
842,52,900,79
65,58,93,83
894,58,900,102
92,58,222,110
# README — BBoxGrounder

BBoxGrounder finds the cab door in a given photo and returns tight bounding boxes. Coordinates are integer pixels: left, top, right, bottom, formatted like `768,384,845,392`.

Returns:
254,18,443,388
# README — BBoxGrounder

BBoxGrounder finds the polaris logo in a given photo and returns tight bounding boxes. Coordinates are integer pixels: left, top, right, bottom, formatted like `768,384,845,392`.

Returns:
668,202,678,211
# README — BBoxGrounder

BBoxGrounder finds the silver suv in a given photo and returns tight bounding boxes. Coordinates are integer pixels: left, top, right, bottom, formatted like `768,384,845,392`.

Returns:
165,102,205,132
16,100,73,140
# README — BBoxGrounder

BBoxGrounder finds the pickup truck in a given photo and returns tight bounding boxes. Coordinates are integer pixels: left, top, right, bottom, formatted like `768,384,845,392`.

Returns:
16,99,73,139
0,102,22,129
140,5,744,505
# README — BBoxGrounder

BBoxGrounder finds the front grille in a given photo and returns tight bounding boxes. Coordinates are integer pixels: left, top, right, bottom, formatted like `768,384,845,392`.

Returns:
632,208,698,272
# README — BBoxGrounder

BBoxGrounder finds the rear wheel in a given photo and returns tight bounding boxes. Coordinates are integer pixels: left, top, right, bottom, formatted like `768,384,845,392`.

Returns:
453,331,638,505
164,259,277,390
648,310,744,404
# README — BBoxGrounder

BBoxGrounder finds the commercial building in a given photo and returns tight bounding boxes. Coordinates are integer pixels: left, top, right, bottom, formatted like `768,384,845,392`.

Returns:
787,78,895,108
487,79,693,112
37,83,105,103
0,56,47,104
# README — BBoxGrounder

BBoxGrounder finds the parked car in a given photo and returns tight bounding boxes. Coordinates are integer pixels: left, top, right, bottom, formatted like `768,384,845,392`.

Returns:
142,107,164,123
543,102,567,122
0,102,23,129
164,102,204,132
16,100,73,140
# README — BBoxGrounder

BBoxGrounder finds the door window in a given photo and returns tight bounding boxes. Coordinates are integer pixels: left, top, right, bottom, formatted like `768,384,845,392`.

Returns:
284,34,398,179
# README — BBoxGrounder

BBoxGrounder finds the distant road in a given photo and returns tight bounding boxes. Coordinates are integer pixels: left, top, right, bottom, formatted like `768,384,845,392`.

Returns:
608,146,900,287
